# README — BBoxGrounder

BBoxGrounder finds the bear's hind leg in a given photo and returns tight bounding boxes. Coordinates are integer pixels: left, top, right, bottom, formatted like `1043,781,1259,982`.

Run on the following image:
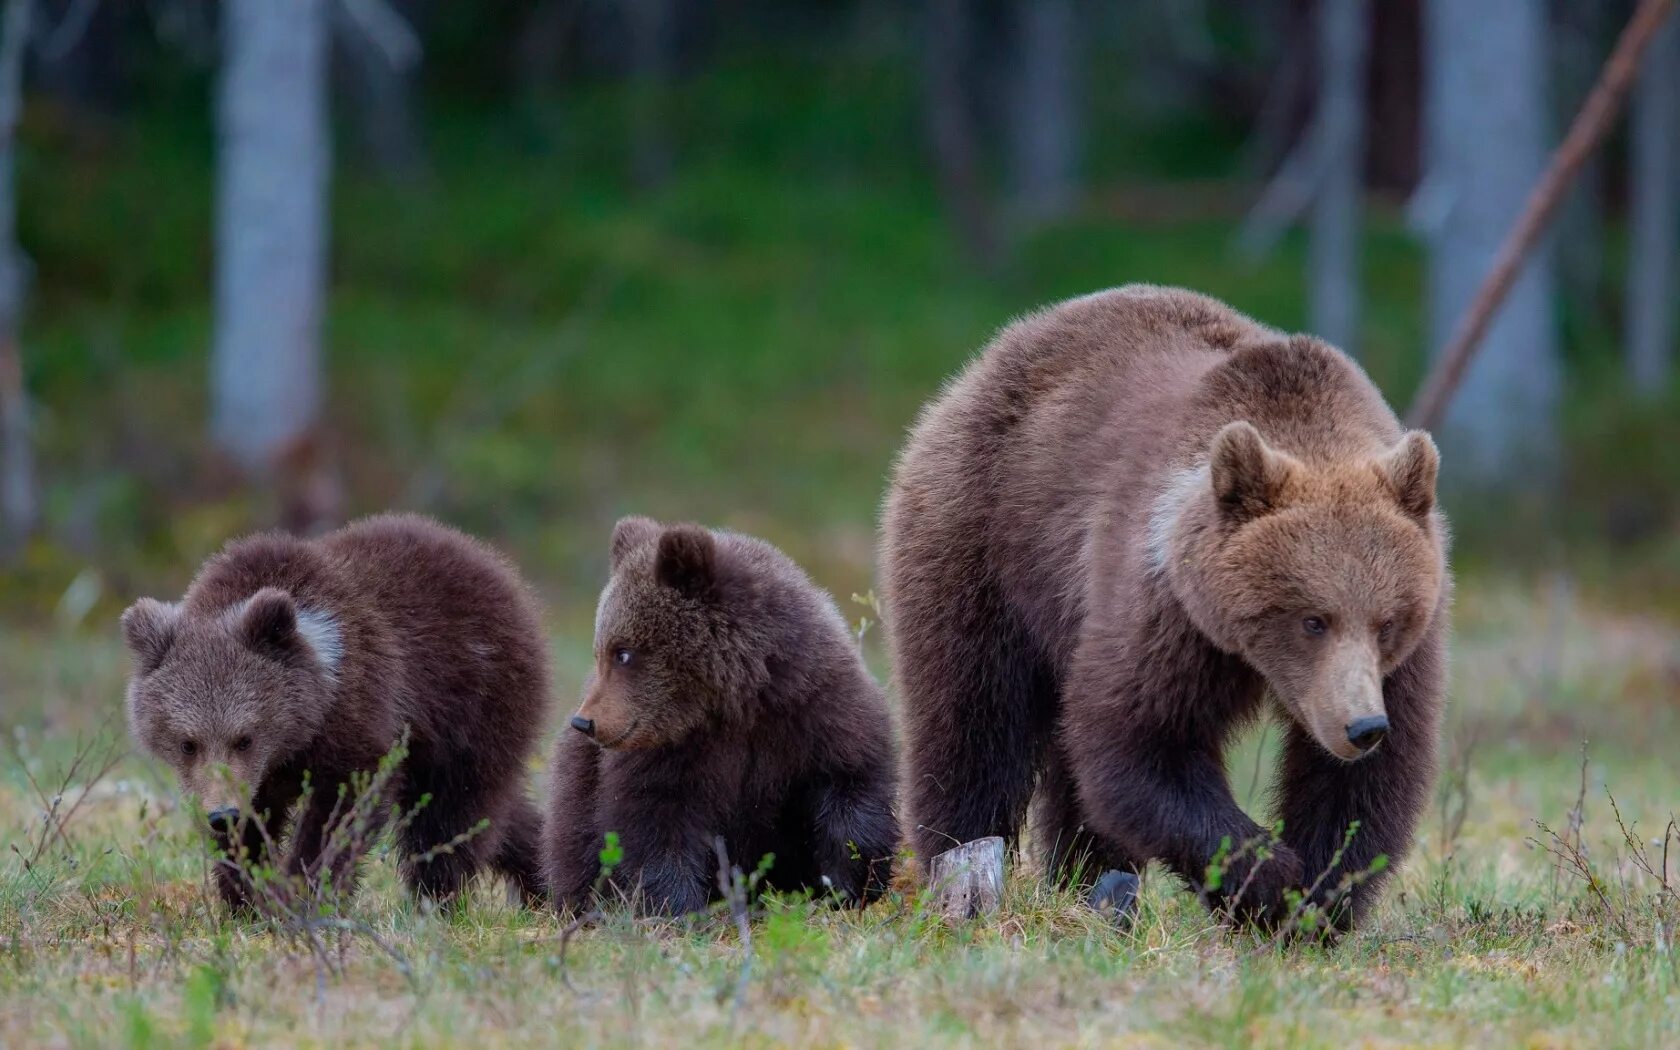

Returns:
890,569,1056,867
491,792,548,907
1034,740,1139,891
810,766,901,905
397,765,495,905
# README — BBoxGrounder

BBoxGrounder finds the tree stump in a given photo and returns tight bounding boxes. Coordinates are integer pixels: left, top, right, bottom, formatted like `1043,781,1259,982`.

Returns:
928,836,1005,921
1087,869,1141,927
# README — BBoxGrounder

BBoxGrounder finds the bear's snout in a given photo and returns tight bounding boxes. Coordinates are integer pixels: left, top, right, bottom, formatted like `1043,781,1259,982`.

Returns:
1345,715,1388,754
570,715,596,737
207,806,240,834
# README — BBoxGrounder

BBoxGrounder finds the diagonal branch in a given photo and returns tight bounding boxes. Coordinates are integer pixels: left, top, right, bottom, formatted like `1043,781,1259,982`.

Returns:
1406,0,1679,431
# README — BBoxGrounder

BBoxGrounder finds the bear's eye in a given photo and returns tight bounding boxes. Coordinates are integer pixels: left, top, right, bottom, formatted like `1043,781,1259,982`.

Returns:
234,736,253,753
180,740,199,757
1302,616,1329,637
613,647,634,668
1378,618,1396,640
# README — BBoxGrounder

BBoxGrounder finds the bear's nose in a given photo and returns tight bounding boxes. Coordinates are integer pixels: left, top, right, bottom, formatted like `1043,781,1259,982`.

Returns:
207,806,241,833
570,715,596,737
1345,715,1389,753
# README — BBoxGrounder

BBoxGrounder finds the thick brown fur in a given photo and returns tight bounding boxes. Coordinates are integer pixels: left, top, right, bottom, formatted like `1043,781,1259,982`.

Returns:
881,286,1449,930
545,517,899,916
121,514,552,910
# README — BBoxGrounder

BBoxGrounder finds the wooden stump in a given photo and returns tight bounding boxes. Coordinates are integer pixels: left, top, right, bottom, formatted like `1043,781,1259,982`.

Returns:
928,836,1006,921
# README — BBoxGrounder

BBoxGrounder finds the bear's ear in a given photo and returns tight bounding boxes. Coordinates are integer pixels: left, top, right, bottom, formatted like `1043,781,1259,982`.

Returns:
121,598,180,674
1379,430,1439,520
655,525,717,599
610,516,660,570
238,588,301,661
1208,421,1294,522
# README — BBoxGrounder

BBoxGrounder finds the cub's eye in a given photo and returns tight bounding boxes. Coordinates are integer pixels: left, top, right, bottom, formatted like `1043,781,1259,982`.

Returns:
1302,616,1329,637
1378,618,1396,639
234,736,253,753
613,648,634,667
181,740,199,757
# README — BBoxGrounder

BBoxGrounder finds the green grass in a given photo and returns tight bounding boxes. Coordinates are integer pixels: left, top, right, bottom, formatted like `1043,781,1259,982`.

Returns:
4,44,1679,1048
2,578,1677,1047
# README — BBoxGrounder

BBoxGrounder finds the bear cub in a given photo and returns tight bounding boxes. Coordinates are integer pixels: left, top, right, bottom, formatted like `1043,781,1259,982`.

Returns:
546,517,899,915
122,513,551,910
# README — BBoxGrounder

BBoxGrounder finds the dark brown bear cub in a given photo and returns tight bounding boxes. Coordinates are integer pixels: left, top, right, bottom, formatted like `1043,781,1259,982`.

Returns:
122,513,551,910
883,286,1448,931
545,517,899,915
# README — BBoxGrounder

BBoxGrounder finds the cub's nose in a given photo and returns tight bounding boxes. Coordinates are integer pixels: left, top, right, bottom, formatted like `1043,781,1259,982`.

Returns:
207,807,241,833
1345,715,1389,753
570,715,596,737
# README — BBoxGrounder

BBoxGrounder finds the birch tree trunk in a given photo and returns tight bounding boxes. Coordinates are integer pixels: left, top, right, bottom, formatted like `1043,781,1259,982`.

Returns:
1007,0,1078,224
1422,0,1558,485
212,0,331,508
0,0,35,556
1627,13,1678,393
1309,0,1370,353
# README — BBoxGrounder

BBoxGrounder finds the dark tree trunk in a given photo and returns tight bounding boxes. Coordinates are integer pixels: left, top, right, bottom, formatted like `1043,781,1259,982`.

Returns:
1006,0,1078,224
924,0,1000,269
0,0,36,556
1627,12,1678,393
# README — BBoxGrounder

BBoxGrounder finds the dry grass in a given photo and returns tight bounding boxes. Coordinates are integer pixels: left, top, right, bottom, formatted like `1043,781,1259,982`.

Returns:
2,575,1677,1048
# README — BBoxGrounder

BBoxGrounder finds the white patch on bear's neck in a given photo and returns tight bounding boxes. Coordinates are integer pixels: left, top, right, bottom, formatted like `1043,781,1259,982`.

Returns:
294,608,345,675
1145,464,1209,576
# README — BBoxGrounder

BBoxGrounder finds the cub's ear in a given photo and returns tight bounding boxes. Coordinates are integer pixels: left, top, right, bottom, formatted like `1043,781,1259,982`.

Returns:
1209,421,1295,522
1379,430,1439,519
610,516,660,570
239,588,300,660
655,524,717,599
121,598,180,674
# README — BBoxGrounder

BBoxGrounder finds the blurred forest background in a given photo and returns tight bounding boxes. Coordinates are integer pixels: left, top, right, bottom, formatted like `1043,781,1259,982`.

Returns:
0,0,1677,635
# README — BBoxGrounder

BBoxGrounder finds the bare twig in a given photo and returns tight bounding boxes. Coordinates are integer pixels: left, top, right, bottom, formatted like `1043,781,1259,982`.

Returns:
4,724,126,868
713,836,755,1015
1406,0,1679,430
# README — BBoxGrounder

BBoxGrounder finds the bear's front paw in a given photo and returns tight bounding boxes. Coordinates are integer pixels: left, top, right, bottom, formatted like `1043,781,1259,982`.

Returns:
1209,842,1304,928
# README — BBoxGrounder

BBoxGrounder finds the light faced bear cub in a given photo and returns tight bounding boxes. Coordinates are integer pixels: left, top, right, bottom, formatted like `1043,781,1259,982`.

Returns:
122,514,551,910
545,517,899,916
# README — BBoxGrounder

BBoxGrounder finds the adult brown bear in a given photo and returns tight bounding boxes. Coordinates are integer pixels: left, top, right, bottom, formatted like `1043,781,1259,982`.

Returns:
881,286,1448,930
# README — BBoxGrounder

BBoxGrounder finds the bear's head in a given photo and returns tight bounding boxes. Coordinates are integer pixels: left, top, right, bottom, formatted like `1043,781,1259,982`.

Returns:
121,589,342,828
572,517,764,751
1166,421,1445,762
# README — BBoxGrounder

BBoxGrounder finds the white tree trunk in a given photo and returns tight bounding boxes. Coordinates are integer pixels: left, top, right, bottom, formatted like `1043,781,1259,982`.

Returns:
1309,0,1370,353
0,0,36,553
1008,0,1078,223
212,0,330,475
1422,0,1558,484
1627,14,1678,394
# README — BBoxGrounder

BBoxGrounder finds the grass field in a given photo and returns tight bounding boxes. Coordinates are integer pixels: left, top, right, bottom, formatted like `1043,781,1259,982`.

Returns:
2,577,1676,1048
5,47,1679,1048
